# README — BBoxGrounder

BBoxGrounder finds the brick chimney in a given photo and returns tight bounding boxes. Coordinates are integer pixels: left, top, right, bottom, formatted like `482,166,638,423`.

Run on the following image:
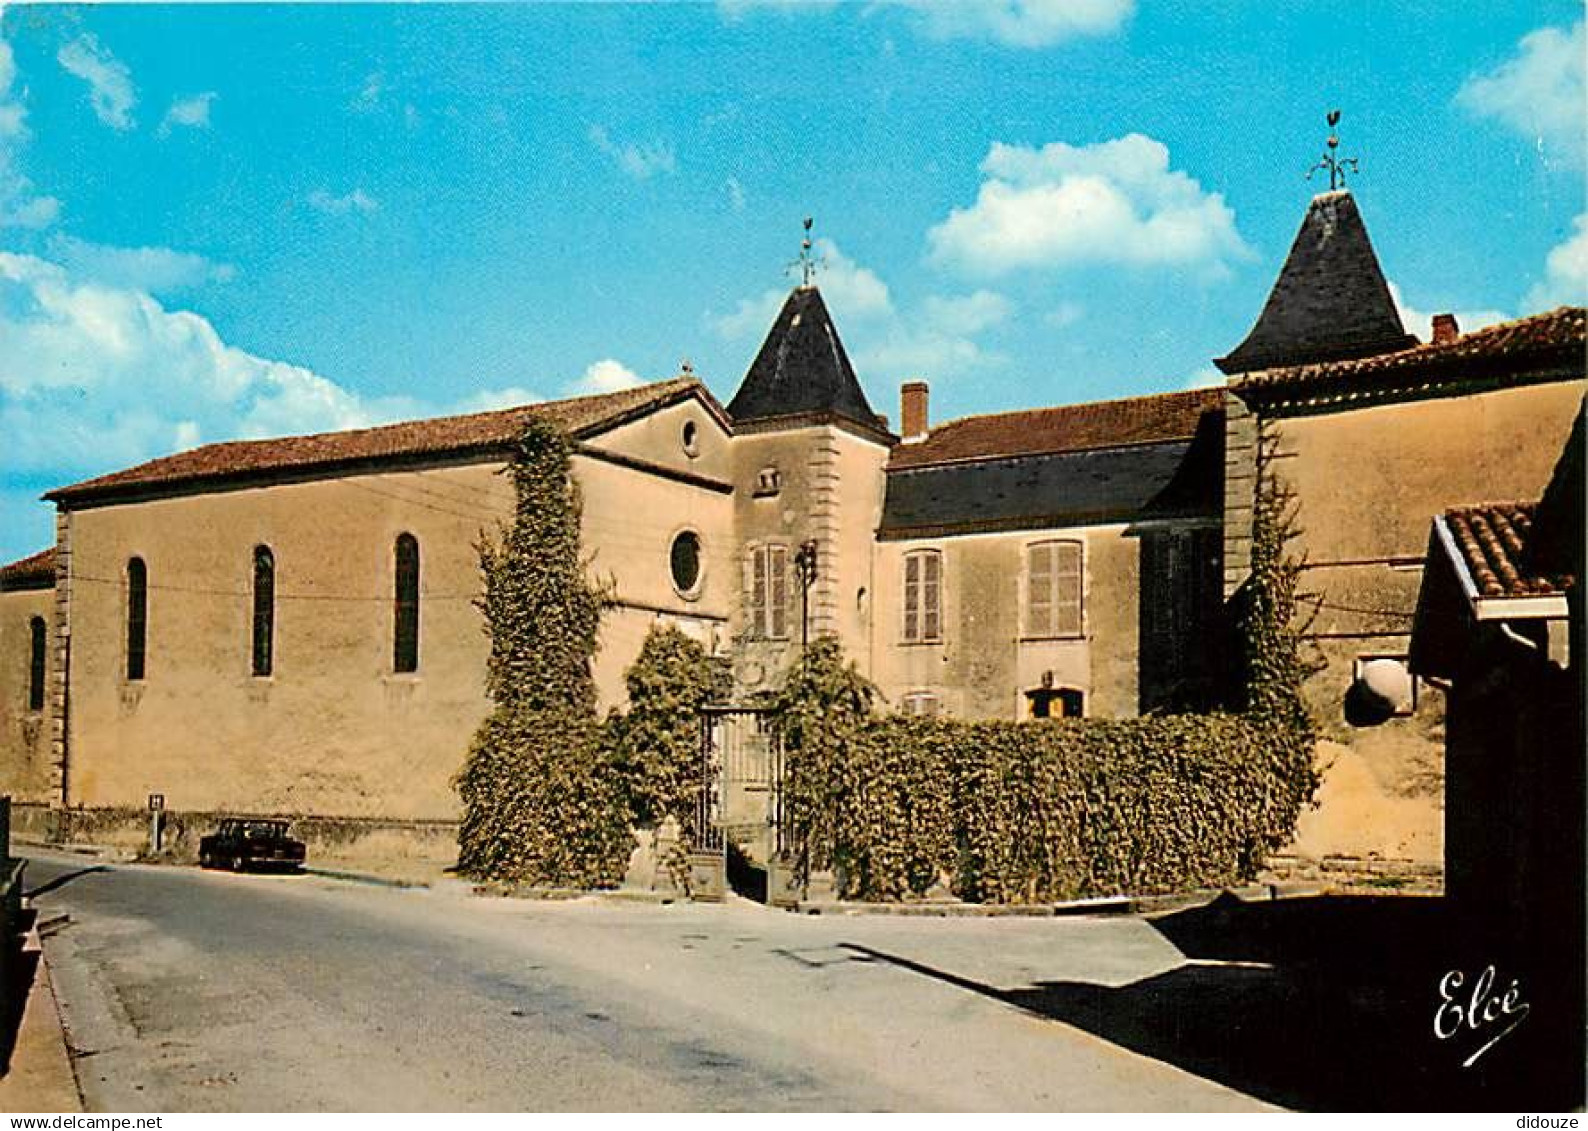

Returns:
901,381,929,443
1431,313,1460,345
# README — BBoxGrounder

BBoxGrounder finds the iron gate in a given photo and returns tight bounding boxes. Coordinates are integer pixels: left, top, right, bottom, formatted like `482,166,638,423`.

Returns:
695,706,785,865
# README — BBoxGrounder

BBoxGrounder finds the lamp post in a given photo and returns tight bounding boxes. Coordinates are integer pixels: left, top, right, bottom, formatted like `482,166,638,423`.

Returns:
794,539,818,648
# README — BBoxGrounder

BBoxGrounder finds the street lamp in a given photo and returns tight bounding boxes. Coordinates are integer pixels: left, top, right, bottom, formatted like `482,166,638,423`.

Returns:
794,539,818,647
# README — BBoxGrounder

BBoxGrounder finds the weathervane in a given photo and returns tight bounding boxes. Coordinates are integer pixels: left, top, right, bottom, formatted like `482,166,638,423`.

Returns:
1307,109,1359,191
788,216,824,287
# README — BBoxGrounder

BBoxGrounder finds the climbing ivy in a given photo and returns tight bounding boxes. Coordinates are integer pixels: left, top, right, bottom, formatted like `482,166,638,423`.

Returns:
454,419,631,887
1227,420,1323,848
607,625,731,830
768,425,1321,903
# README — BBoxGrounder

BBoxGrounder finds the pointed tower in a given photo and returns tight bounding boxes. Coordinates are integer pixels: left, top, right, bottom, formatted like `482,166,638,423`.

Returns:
1215,190,1418,375
727,284,889,434
726,267,894,691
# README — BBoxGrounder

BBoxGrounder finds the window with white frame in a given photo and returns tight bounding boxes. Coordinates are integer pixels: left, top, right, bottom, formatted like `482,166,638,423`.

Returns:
902,549,942,643
901,691,940,718
746,543,789,639
1025,540,1082,638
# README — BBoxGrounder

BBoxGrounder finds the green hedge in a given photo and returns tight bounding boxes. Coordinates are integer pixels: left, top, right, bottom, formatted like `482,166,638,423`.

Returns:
773,641,1310,903
782,707,1303,903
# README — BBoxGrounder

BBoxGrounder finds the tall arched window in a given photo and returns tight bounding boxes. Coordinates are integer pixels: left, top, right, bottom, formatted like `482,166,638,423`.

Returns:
251,546,275,677
393,533,419,673
28,616,46,711
126,557,147,681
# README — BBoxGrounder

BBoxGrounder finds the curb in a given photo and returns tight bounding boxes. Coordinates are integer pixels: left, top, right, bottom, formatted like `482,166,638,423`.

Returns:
0,927,83,1113
792,882,1330,918
303,867,430,890
471,883,681,905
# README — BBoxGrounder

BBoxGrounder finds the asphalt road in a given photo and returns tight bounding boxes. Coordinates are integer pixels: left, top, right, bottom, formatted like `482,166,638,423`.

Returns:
21,849,1271,1112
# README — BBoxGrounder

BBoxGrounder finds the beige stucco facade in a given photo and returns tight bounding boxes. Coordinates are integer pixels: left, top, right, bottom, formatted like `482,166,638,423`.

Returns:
1247,379,1586,864
871,523,1145,720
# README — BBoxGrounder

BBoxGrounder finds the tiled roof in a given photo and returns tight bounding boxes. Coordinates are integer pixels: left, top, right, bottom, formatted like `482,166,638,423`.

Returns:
888,387,1223,471
0,547,56,591
726,285,888,435
1443,503,1572,599
1216,191,1417,375
47,377,711,505
1233,307,1586,398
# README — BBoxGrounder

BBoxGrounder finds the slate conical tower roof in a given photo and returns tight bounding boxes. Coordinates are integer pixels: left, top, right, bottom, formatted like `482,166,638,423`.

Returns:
726,284,888,434
1216,190,1418,375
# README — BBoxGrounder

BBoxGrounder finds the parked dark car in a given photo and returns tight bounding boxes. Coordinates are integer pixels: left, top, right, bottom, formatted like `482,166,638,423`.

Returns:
199,818,306,873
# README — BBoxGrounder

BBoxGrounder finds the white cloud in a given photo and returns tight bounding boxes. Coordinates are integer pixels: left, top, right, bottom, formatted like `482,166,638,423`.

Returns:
47,235,235,294
713,241,1001,383
452,386,545,414
725,175,746,211
0,36,24,141
1044,300,1083,328
0,34,60,229
0,252,384,476
712,238,893,339
852,326,999,380
887,0,1132,48
308,188,378,215
353,72,384,111
1387,281,1509,344
1524,214,1588,310
921,290,1010,336
157,92,216,138
57,34,136,131
927,133,1250,276
588,124,676,180
572,358,643,395
1183,365,1225,390
717,0,840,20
1457,21,1584,165
1,192,58,229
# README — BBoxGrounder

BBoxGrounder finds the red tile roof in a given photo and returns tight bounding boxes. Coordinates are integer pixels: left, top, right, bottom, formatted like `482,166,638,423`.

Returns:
0,547,56,591
888,387,1223,470
48,378,712,505
1233,306,1586,397
1443,502,1572,600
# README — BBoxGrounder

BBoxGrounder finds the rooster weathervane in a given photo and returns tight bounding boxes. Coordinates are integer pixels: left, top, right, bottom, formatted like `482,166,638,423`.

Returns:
1307,109,1359,191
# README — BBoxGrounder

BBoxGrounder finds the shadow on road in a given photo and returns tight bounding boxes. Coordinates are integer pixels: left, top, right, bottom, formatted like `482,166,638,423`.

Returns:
25,865,110,900
845,894,1585,1112
0,908,39,1077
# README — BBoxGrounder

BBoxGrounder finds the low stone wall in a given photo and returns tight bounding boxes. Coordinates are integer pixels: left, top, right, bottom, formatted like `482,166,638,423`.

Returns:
14,802,461,875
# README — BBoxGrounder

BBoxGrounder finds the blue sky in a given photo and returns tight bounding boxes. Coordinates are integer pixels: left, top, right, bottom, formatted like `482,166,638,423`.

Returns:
1,1,1584,562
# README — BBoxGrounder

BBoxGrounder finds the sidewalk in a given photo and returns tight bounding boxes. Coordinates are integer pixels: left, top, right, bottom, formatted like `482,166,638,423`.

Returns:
0,926,82,1113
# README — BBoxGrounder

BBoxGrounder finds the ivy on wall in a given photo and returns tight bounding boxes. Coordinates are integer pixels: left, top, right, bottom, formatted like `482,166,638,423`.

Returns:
768,422,1321,904
606,625,731,831
454,420,631,886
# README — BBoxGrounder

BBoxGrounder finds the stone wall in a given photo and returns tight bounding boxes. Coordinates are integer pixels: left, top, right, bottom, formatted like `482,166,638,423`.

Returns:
1262,379,1585,865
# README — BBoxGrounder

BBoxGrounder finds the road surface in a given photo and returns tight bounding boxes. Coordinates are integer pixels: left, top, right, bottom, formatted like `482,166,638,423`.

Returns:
22,849,1271,1112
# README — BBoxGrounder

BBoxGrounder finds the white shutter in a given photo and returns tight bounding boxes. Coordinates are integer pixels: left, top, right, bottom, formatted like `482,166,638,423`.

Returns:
922,551,941,641
903,552,920,641
749,547,767,638
1055,541,1082,637
769,544,788,639
1027,543,1055,637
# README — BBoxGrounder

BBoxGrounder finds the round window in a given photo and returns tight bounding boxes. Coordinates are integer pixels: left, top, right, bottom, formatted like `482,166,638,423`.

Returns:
670,531,702,596
682,420,699,457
